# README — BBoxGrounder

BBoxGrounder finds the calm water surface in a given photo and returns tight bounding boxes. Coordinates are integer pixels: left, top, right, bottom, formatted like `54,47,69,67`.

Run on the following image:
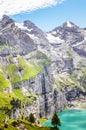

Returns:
43,110,86,130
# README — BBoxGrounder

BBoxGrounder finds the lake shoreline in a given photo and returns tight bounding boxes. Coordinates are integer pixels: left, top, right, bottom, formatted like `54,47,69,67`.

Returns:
43,109,86,130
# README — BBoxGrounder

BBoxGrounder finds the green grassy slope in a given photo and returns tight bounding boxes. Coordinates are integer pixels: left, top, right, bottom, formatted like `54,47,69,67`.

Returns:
0,51,51,124
0,119,59,130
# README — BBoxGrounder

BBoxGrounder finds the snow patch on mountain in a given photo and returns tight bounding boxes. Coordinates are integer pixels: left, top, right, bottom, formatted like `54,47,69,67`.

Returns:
67,21,72,27
15,22,33,32
27,33,38,40
46,33,64,43
72,40,85,47
51,31,57,35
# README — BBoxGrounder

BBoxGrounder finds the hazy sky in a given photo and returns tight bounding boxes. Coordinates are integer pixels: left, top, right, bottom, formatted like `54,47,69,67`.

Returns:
0,0,86,31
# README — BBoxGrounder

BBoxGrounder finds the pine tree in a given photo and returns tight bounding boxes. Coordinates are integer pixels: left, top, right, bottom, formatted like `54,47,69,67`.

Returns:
29,113,35,123
51,112,61,128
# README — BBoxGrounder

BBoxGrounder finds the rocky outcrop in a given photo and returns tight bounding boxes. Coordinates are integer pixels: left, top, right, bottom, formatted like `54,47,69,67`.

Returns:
65,87,86,101
73,47,86,57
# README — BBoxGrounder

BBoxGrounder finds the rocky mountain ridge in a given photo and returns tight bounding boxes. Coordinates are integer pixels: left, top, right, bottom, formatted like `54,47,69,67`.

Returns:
0,15,86,122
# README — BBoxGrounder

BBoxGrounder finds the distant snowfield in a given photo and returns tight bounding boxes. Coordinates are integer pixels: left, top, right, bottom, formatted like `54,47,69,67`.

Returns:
46,33,64,43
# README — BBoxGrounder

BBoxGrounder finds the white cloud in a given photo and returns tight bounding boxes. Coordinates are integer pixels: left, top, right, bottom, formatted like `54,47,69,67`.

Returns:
0,0,65,18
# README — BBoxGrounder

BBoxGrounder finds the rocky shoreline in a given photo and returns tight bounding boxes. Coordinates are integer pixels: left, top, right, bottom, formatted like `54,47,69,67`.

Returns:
68,99,86,110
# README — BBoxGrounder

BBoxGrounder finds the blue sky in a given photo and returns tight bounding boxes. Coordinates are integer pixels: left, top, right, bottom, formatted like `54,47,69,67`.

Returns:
0,0,86,31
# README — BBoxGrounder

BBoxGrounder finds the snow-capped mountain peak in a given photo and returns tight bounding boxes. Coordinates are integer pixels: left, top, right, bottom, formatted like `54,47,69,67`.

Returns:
66,21,72,27
62,21,79,28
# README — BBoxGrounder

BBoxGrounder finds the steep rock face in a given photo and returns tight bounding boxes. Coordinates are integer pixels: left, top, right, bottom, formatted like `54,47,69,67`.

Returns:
73,41,86,57
24,20,47,43
23,20,51,58
0,15,36,56
46,21,86,74
0,16,86,120
0,15,14,28
49,21,84,44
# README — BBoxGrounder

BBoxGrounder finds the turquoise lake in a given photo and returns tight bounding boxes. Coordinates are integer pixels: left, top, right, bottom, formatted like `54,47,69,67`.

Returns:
43,110,86,130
